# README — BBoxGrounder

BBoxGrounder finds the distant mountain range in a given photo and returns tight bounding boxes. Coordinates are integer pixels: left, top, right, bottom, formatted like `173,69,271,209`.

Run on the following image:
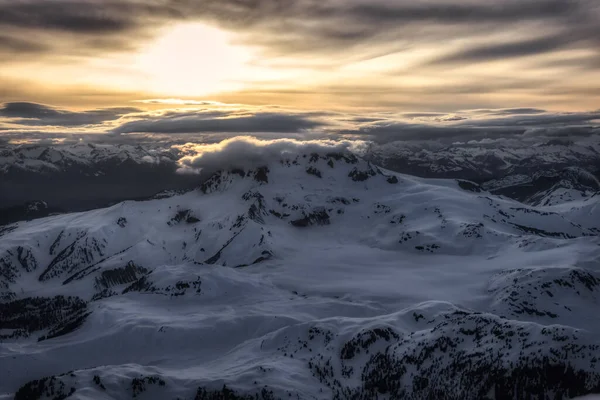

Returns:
1,139,599,225
367,138,600,204
366,138,600,180
0,143,199,224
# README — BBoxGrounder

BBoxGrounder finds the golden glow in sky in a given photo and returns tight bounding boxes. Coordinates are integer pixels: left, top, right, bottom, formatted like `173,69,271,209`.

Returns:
0,0,599,142
135,23,254,97
0,0,598,113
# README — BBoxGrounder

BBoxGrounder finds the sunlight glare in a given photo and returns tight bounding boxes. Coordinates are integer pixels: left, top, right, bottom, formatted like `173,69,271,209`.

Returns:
136,23,253,96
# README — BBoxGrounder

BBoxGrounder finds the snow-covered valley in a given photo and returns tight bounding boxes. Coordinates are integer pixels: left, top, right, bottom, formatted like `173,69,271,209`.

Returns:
1,150,600,399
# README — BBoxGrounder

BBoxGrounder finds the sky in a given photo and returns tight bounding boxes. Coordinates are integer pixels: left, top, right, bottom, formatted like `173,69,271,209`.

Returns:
0,0,599,145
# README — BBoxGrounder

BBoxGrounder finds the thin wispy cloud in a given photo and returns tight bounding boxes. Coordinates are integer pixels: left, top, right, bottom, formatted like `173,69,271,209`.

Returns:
112,111,326,135
0,102,139,126
0,0,597,145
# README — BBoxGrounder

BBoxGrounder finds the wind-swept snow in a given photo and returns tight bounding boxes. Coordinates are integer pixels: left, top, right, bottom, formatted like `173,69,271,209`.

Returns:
1,150,600,399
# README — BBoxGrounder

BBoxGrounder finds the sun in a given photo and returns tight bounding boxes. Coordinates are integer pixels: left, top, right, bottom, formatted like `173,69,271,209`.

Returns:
135,23,253,97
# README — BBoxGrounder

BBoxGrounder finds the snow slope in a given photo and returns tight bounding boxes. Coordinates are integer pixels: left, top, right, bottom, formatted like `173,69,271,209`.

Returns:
1,151,600,399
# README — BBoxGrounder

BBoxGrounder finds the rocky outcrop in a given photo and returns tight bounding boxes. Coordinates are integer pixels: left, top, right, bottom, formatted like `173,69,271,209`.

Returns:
0,295,88,341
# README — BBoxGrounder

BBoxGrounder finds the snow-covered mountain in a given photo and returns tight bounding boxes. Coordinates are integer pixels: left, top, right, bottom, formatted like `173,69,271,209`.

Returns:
0,143,177,174
366,139,600,206
2,150,600,399
3,138,599,221
484,167,600,207
367,139,600,181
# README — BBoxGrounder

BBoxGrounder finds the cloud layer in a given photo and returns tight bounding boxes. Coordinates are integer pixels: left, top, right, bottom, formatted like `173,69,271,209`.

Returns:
0,0,598,111
1,0,596,57
1,102,598,146
0,102,139,126
175,136,365,174
113,111,325,134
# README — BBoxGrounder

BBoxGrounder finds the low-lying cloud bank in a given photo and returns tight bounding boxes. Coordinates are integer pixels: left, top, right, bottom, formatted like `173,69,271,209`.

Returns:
1,101,598,147
174,136,368,175
112,111,325,134
0,102,139,127
338,110,600,143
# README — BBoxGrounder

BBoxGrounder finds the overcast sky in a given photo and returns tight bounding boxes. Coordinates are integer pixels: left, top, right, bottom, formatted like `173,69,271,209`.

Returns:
0,0,598,144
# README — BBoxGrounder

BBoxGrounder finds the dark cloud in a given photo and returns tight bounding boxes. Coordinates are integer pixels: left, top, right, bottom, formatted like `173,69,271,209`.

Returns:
349,1,575,24
433,35,571,64
462,111,600,127
522,126,600,138
3,103,598,146
0,34,48,53
0,1,155,33
112,111,325,134
0,0,596,57
472,108,548,115
0,102,140,126
339,110,600,143
341,123,600,143
401,113,448,118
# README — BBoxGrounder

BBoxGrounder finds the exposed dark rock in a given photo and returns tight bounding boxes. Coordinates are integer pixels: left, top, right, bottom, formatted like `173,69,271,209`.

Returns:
290,209,330,227
0,225,17,238
326,152,359,164
49,231,64,255
510,223,576,239
122,276,153,294
490,267,600,320
306,167,322,178
204,229,246,265
415,244,440,253
458,180,483,193
461,223,484,238
348,168,376,182
0,295,88,341
195,385,276,400
94,261,149,290
201,172,224,194
299,310,600,400
39,232,107,282
243,191,267,223
235,251,274,268
230,168,245,177
123,275,202,297
60,245,135,285
1,247,39,297
328,197,350,205
93,375,106,390
341,327,400,360
14,375,76,400
254,167,269,183
168,209,200,226
38,311,91,342
131,376,166,398
390,215,406,224
373,203,391,214
399,231,421,242
91,289,118,301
